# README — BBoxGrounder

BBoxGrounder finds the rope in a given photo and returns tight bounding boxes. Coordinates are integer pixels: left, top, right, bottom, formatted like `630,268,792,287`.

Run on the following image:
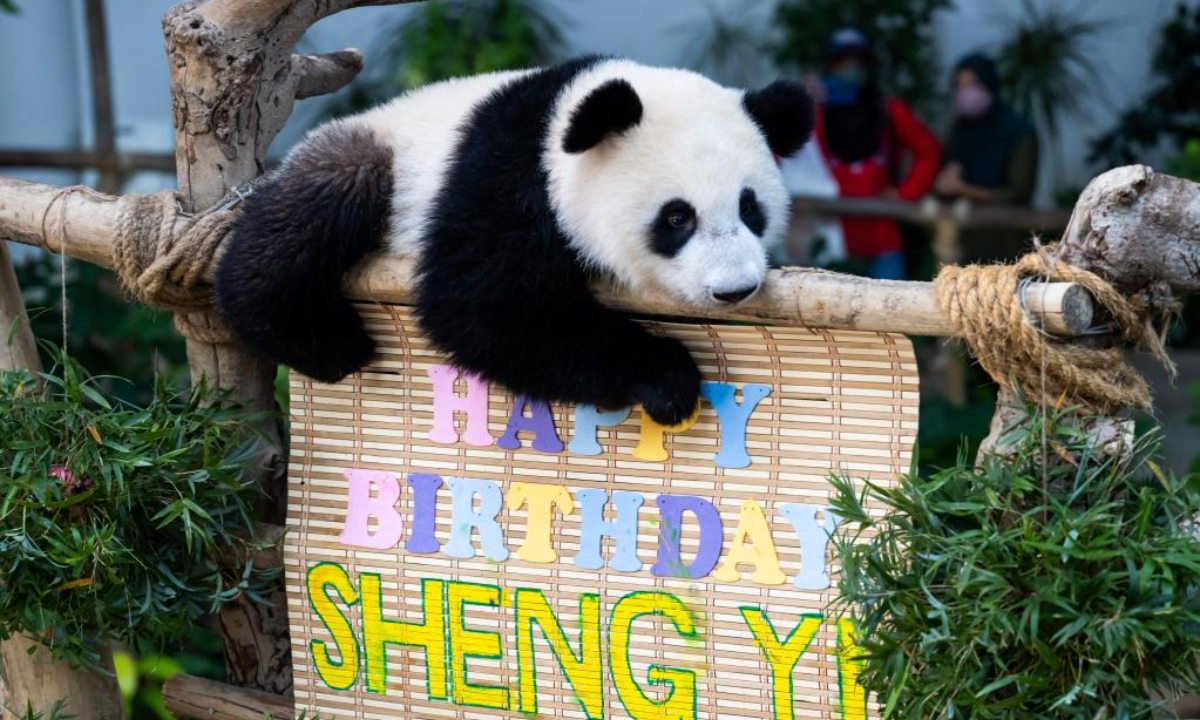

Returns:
935,246,1175,414
112,189,242,344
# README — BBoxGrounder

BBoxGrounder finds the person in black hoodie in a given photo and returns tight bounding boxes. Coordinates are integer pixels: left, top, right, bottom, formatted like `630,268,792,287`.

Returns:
935,53,1039,207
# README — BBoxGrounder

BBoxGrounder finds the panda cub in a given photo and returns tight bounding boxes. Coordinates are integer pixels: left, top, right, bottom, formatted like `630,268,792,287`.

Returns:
215,56,813,425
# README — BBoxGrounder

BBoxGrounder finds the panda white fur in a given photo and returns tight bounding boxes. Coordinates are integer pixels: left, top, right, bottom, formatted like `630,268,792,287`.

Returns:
215,56,813,425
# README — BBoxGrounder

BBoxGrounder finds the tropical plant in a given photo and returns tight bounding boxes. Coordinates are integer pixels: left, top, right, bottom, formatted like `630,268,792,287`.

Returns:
1091,4,1200,167
830,408,1200,719
672,0,771,87
0,353,268,669
770,0,952,114
326,0,565,117
992,0,1113,170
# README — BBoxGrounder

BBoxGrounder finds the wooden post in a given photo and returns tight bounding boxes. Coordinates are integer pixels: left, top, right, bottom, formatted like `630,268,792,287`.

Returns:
0,244,125,717
158,0,415,694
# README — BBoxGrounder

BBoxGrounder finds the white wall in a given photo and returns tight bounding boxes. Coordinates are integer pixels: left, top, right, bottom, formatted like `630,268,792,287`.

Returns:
0,0,1193,203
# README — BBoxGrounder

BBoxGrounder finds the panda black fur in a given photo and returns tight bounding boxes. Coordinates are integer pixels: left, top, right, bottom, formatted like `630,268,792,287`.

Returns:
215,56,813,425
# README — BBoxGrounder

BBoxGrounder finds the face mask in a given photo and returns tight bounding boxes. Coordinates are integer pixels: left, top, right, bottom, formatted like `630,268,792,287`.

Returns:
955,86,993,118
823,71,865,106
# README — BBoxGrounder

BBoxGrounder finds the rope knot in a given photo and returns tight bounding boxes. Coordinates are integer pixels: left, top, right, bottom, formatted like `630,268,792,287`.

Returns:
935,247,1173,413
112,189,243,344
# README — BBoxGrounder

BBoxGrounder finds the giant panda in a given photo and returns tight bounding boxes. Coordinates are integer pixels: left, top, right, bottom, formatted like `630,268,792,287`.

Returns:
215,56,813,426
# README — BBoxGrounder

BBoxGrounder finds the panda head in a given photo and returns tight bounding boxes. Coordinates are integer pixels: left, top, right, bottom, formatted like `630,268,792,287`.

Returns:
546,61,813,308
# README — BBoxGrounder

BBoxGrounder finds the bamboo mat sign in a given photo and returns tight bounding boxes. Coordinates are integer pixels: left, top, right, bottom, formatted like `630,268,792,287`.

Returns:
285,304,918,720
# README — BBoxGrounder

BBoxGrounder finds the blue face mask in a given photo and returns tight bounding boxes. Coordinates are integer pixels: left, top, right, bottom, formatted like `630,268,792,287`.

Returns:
823,75,862,106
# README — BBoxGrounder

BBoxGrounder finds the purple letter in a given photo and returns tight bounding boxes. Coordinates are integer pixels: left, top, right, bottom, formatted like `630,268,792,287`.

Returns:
497,396,564,454
406,474,443,554
652,495,724,579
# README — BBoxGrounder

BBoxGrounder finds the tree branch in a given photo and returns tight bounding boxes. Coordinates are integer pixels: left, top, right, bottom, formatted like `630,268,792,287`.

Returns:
293,49,363,99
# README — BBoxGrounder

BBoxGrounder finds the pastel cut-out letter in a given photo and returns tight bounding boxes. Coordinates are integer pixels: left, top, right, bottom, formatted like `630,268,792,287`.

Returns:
567,404,631,456
572,489,643,572
702,382,771,468
406,473,443,554
507,482,574,563
714,498,787,585
427,365,494,446
779,503,840,590
444,477,509,562
338,469,404,550
497,396,564,453
652,495,723,579
632,405,700,462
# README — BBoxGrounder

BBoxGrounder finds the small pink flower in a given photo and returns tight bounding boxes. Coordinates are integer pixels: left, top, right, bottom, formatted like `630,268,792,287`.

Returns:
51,466,91,495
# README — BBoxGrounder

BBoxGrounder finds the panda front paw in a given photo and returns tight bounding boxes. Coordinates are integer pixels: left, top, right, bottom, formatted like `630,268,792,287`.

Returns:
631,336,701,426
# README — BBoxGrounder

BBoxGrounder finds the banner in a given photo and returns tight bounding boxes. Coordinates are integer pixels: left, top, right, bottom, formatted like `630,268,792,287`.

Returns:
284,304,917,720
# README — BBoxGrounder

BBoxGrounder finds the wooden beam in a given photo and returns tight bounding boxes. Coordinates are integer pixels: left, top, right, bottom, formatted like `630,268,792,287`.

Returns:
0,175,1094,338
0,149,175,173
162,674,292,720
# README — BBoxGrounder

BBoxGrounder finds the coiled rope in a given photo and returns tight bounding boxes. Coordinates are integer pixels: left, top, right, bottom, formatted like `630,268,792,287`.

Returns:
112,189,243,344
935,246,1174,413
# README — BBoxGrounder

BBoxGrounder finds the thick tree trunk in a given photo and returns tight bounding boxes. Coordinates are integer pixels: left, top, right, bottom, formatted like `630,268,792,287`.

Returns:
158,0,419,694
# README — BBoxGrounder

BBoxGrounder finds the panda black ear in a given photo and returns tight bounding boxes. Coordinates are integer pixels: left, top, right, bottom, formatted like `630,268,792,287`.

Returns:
563,79,644,154
743,80,814,158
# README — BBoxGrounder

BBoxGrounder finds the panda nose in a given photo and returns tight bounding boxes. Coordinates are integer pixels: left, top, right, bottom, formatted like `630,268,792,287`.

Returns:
713,284,760,304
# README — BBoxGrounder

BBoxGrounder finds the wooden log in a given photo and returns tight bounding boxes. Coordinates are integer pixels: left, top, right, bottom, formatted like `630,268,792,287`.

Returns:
0,176,1095,339
162,674,292,720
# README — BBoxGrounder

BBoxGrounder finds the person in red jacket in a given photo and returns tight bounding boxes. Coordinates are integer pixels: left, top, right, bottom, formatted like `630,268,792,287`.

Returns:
813,28,941,279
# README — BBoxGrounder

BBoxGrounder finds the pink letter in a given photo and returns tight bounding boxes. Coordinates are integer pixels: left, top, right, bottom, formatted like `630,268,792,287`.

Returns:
427,365,494,446
338,469,404,550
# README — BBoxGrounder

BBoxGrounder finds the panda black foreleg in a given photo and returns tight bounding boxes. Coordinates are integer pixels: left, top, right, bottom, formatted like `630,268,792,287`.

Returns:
416,284,701,426
215,123,394,383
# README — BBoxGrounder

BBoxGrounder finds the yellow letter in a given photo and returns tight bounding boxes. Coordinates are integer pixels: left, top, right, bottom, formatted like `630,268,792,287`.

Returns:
448,581,510,710
838,618,867,720
361,575,448,699
307,563,361,691
632,405,700,462
507,482,574,563
610,592,699,720
713,499,786,585
741,607,823,720
515,588,602,719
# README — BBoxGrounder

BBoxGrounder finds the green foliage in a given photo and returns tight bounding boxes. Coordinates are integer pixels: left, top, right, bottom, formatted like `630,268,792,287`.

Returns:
5,700,70,720
993,0,1113,141
15,255,187,403
0,352,268,670
0,0,18,15
770,0,952,113
1091,4,1200,166
1166,139,1200,182
831,411,1200,718
327,0,564,116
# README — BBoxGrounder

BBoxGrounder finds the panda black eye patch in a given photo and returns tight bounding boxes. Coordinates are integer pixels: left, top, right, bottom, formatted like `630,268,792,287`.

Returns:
651,199,698,257
740,187,767,237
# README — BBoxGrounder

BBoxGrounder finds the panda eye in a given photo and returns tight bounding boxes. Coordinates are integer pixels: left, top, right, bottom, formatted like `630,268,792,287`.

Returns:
651,200,698,257
740,187,767,237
